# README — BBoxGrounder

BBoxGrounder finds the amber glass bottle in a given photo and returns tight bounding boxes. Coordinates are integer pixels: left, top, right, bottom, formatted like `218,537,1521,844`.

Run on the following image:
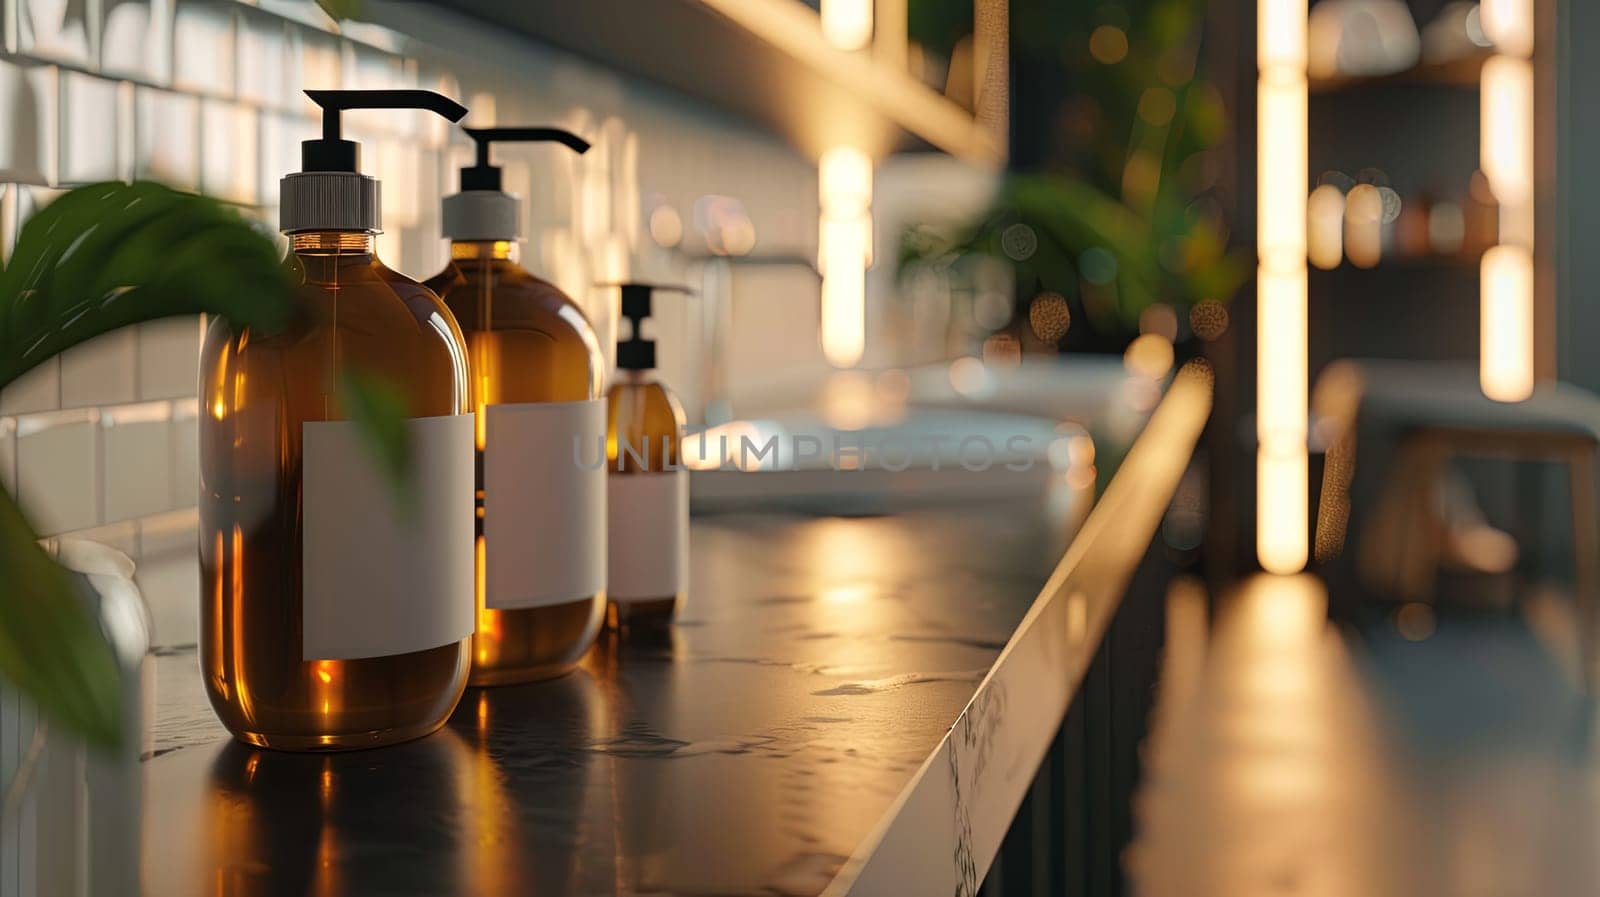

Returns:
427,240,606,683
606,336,689,627
199,231,473,749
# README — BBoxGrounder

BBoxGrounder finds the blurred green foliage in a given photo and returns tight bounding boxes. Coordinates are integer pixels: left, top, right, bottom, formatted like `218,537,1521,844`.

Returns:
0,182,410,751
902,0,1247,350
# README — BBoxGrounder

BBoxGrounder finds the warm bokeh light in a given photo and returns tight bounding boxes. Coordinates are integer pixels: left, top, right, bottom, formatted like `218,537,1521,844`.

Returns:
1481,244,1534,402
820,214,868,367
1124,334,1175,380
820,146,873,217
1089,25,1129,65
1480,0,1534,58
648,203,683,248
1306,184,1344,270
819,147,873,368
1028,291,1072,342
1481,55,1534,209
1342,183,1383,269
820,0,873,51
1258,0,1308,71
1258,74,1308,269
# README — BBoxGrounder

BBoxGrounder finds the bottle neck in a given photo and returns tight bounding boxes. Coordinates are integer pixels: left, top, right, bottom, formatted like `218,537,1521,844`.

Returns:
291,231,375,256
450,240,518,263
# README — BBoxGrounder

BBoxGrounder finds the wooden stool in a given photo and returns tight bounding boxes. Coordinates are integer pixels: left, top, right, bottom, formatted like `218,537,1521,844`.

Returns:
1312,359,1600,692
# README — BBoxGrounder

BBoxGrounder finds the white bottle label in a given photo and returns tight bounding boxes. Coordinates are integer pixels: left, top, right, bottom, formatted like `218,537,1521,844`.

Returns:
607,470,689,601
301,413,476,661
483,399,607,610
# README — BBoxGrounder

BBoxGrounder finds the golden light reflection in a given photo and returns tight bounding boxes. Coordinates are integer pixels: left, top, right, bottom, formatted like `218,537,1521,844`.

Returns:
821,581,874,604
474,536,496,666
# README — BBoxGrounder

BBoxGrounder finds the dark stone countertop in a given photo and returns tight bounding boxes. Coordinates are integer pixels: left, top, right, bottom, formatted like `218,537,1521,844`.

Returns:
141,500,1076,897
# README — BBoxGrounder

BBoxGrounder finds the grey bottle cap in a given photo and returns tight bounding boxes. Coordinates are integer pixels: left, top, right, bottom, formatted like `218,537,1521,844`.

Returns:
280,171,381,234
441,191,520,241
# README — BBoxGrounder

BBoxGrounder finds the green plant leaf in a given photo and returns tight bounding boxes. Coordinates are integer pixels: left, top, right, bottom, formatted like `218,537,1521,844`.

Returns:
0,491,122,748
315,0,363,22
0,182,292,390
337,370,416,516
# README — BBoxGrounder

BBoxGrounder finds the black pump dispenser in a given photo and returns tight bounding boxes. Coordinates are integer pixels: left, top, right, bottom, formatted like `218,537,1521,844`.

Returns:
282,89,468,234
302,89,468,172
615,283,691,371
441,127,590,242
459,127,590,190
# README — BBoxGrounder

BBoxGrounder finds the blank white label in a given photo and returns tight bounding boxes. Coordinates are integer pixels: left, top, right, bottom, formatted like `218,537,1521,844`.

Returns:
607,470,689,601
484,399,607,609
302,414,475,661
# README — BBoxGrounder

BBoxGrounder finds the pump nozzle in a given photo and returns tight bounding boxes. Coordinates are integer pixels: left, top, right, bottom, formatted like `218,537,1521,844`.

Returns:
283,89,469,235
460,127,590,191
602,283,693,371
302,89,469,172
441,126,591,242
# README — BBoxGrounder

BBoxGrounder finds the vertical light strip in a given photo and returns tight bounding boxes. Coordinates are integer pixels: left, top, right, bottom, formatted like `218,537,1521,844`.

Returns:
819,147,872,368
1479,4,1535,401
1481,245,1534,401
1256,0,1309,574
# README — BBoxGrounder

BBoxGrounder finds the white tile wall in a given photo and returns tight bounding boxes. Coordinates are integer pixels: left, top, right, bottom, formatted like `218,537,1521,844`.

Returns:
60,328,136,407
12,0,93,67
15,408,98,533
170,0,233,96
2,0,819,546
101,403,172,521
0,59,58,184
59,68,121,183
0,416,15,492
136,316,202,400
101,0,173,83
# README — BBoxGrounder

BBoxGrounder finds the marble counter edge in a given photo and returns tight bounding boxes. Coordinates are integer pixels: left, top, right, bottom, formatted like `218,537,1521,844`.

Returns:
825,369,1213,896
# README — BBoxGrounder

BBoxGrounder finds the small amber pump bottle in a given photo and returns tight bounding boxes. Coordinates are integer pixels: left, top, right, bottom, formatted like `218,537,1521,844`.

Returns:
199,90,476,750
606,284,692,628
425,127,607,685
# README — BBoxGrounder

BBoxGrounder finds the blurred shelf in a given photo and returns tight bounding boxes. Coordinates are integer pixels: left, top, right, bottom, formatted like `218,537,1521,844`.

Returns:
1309,50,1490,95
419,0,1003,166
1311,253,1482,272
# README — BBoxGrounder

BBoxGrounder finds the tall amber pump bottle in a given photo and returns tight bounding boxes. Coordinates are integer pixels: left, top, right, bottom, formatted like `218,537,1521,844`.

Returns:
199,90,476,750
425,127,607,685
605,284,691,629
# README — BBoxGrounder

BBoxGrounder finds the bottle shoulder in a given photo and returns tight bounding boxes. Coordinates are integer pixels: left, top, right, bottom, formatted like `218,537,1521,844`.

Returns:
432,261,597,337
607,376,687,427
